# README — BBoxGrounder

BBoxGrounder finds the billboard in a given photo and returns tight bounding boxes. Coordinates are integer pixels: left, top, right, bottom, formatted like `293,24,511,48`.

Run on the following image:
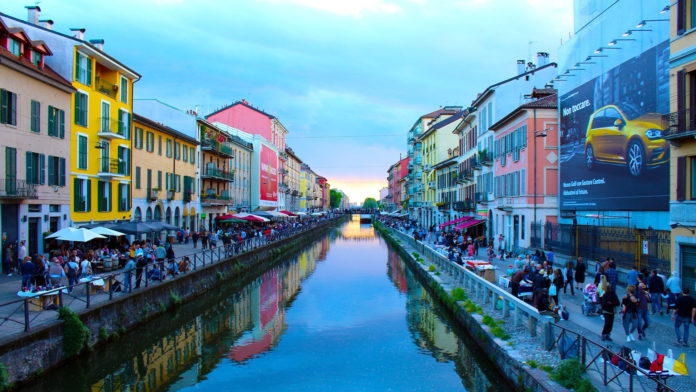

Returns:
559,41,669,211
260,145,278,205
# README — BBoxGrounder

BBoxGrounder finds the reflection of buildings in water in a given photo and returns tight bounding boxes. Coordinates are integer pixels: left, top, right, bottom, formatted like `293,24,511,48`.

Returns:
91,319,201,392
338,216,376,240
387,249,408,294
454,339,494,392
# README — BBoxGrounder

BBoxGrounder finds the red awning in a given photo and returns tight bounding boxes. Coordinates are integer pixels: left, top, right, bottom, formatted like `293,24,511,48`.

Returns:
216,214,236,220
279,210,298,217
453,219,484,230
439,216,473,229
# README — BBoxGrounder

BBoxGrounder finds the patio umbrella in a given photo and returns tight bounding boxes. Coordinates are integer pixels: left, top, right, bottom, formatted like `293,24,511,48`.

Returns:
251,211,274,219
267,211,289,218
54,228,105,242
216,214,236,220
45,227,78,239
233,213,269,222
146,221,180,231
90,227,126,237
111,221,159,235
279,210,298,217
218,218,247,223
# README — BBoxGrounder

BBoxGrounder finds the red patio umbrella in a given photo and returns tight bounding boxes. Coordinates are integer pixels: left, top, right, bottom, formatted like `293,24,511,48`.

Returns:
279,210,298,217
216,214,236,220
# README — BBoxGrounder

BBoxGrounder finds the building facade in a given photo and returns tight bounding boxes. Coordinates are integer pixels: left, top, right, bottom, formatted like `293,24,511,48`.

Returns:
132,114,199,230
0,19,75,256
284,147,301,212
198,120,235,229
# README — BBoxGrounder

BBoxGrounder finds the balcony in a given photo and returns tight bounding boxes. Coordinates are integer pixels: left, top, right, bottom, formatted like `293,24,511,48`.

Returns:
479,150,493,166
475,192,490,204
472,157,481,170
428,181,435,189
279,151,288,160
201,164,234,181
437,202,450,211
414,156,422,165
414,141,422,151
95,76,118,99
454,200,473,211
167,189,175,200
201,190,234,205
201,139,234,158
97,117,128,140
98,157,124,178
148,188,159,201
183,189,192,203
0,178,38,199
663,109,696,145
459,169,474,182
280,168,288,175
496,197,514,212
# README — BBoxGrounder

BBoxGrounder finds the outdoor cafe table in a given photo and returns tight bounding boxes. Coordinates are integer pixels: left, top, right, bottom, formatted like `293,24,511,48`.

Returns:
79,276,109,294
17,287,67,311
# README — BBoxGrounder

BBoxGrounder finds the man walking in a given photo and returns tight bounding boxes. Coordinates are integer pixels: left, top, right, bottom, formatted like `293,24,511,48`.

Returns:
647,270,665,315
672,288,696,347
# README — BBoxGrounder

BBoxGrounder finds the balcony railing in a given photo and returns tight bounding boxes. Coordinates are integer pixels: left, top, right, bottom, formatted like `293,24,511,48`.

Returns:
0,178,38,199
202,164,234,181
98,117,128,139
664,109,695,141
201,139,234,157
201,190,233,205
98,157,124,177
475,192,490,204
479,150,493,165
454,200,473,211
148,188,159,201
95,76,118,99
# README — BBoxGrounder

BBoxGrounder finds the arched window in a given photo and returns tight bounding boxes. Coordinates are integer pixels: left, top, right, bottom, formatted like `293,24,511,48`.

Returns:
146,207,153,221
134,207,142,222
154,205,162,221
174,206,180,226
166,207,172,224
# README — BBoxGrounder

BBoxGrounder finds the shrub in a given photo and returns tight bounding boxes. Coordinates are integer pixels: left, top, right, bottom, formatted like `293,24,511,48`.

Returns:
526,360,538,368
550,359,587,390
539,365,554,373
0,362,10,391
58,307,90,357
428,265,436,272
451,288,467,302
490,326,511,340
169,291,182,306
482,315,495,326
99,326,109,342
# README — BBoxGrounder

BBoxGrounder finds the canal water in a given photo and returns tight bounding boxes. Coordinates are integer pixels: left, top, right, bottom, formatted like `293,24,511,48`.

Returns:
20,216,509,392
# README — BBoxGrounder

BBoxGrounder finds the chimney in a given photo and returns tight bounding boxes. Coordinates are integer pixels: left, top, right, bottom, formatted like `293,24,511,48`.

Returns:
39,19,54,30
537,52,549,67
527,61,536,71
89,39,104,50
25,5,40,25
70,28,85,40
517,59,525,75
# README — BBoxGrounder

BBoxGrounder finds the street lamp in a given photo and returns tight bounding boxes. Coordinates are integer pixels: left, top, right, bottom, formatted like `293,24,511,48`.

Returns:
533,128,548,247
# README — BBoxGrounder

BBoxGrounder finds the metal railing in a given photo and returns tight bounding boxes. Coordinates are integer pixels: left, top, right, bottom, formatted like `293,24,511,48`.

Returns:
95,77,118,99
548,323,675,392
200,140,233,157
202,165,234,181
662,109,691,138
98,117,128,138
0,215,343,335
0,178,38,199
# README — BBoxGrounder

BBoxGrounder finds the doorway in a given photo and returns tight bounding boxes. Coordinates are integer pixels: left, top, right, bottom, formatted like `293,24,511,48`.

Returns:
28,217,40,256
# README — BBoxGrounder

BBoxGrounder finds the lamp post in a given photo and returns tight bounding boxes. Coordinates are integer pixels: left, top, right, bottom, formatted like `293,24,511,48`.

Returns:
533,116,547,247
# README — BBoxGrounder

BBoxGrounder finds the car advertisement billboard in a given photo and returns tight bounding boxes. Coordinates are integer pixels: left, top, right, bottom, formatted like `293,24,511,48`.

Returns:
559,41,669,211
259,144,278,205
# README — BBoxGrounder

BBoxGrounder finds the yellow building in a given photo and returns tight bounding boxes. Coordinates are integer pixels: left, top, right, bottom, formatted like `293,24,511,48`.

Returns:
668,2,696,291
299,163,308,211
132,114,199,230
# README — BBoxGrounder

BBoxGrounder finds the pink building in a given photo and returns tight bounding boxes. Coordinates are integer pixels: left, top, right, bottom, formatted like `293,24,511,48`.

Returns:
490,88,558,251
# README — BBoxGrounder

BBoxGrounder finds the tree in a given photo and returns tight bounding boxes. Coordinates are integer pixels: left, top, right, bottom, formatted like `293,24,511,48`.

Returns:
363,197,378,209
330,189,343,209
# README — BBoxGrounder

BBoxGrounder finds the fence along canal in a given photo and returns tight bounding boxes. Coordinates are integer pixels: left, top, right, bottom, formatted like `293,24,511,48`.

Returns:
17,215,509,392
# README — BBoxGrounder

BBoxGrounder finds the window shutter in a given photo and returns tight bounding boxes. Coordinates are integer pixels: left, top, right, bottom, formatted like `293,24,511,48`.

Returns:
0,89,7,123
125,112,131,140
26,152,33,184
48,105,55,136
86,179,91,211
74,94,80,125
74,51,80,81
39,154,45,185
86,57,92,85
59,158,66,186
678,70,686,133
48,156,55,186
118,183,122,211
59,110,65,138
73,178,80,211
10,92,16,125
678,0,686,35
677,156,686,201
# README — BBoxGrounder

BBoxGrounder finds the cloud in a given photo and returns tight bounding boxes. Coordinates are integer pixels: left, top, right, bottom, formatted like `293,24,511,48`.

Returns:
270,0,402,17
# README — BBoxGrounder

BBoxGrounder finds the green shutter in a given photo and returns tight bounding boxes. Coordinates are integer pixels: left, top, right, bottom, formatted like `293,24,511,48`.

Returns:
74,51,80,81
78,136,87,169
73,178,80,211
59,110,65,138
118,183,123,211
48,106,55,136
135,166,140,189
59,158,66,186
39,154,45,185
9,92,16,125
74,94,80,125
86,57,92,86
26,151,33,184
0,89,7,123
86,179,91,211
31,101,39,133
47,156,55,185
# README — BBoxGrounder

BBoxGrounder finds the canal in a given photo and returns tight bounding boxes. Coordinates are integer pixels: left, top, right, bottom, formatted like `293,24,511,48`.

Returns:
19,216,509,391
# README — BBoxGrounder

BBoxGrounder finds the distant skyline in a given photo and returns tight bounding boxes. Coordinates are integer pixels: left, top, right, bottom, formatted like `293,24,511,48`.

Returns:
3,0,573,203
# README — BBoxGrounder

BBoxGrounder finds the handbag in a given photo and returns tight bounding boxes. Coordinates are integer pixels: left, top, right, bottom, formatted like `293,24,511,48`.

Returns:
673,353,689,375
549,283,557,297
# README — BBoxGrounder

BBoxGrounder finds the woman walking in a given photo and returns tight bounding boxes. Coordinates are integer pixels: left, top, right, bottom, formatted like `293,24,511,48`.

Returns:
552,269,564,305
575,257,586,290
564,261,575,295
600,285,620,341
621,285,640,342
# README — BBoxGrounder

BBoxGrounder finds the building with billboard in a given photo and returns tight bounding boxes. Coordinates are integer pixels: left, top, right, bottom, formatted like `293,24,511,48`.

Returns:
666,1,696,290
556,0,670,271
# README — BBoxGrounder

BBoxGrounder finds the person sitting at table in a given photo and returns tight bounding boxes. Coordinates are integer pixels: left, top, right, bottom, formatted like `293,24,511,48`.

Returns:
147,264,163,281
20,257,36,290
155,243,166,263
166,259,180,278
48,257,65,286
178,257,191,273
510,266,528,297
65,257,79,292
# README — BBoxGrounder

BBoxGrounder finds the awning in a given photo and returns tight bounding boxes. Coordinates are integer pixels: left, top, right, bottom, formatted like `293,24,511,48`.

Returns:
453,219,485,230
439,216,473,229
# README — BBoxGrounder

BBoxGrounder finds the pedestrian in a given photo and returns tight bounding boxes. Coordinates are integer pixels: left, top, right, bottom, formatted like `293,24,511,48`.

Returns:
20,257,36,289
647,270,665,315
65,257,79,292
510,267,527,297
201,231,208,249
636,283,650,339
621,285,639,342
17,241,26,263
135,256,146,289
575,257,586,290
3,243,13,276
563,261,575,295
605,261,618,290
551,268,564,305
545,247,555,267
600,285,620,341
672,287,696,347
123,257,136,292
192,230,199,248
627,265,639,287
48,257,65,286
665,271,681,299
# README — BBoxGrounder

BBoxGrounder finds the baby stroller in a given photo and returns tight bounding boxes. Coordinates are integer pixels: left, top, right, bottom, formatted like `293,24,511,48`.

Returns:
581,283,600,316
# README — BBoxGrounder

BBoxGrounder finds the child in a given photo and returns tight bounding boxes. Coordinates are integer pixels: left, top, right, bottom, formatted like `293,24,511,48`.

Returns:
663,288,677,313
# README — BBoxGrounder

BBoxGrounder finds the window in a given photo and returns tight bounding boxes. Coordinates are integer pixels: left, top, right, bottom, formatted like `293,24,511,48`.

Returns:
120,76,128,104
25,152,45,185
118,183,129,211
118,110,130,139
78,135,88,169
0,89,18,126
117,146,130,175
74,91,88,127
157,170,162,189
30,100,40,132
75,52,92,86
166,139,172,157
182,144,188,162
521,215,525,240
520,169,526,196
9,38,21,57
175,174,181,192
74,178,90,212
101,101,110,132
146,132,154,152
134,127,143,149
47,156,66,186
175,142,181,160
47,106,65,138
97,181,111,212
135,166,141,189
158,135,162,155
32,50,42,67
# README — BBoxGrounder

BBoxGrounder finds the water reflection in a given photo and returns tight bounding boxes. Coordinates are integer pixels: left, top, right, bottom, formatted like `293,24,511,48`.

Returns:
21,216,506,392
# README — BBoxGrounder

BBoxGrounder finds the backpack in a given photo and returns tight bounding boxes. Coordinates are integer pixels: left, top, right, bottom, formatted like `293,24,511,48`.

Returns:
639,356,651,370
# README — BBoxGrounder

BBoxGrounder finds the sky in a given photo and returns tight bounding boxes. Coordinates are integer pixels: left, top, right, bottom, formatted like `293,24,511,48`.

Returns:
4,0,573,204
